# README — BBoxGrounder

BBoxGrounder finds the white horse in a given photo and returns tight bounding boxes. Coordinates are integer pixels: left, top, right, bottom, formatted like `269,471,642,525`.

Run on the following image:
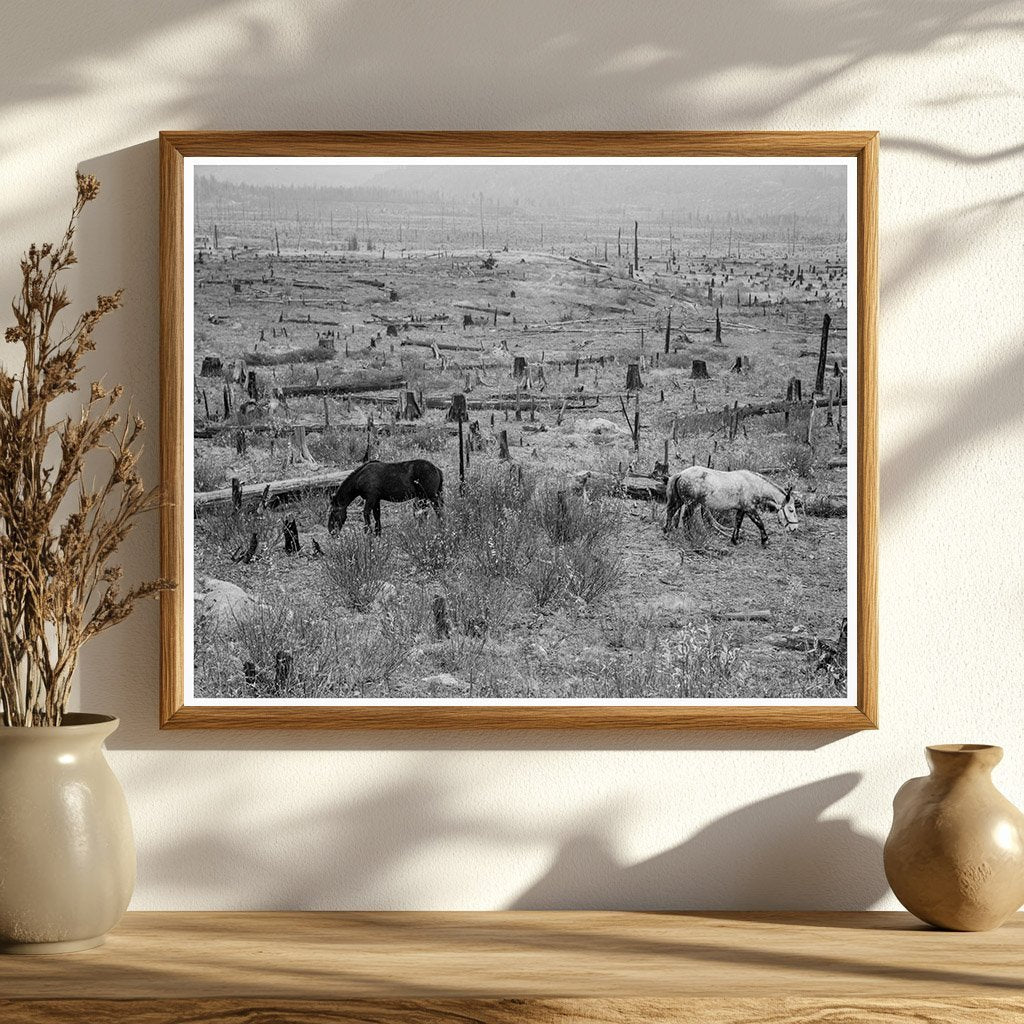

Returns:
664,467,798,547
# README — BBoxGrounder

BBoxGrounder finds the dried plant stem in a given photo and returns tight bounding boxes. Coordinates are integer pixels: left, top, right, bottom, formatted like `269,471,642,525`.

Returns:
0,174,171,726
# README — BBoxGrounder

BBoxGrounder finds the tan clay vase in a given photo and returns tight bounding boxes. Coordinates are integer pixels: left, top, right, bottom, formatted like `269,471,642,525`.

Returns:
884,744,1024,931
0,714,135,953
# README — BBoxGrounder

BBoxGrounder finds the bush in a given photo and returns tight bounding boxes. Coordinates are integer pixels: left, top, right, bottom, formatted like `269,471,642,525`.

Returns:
397,514,460,574
194,451,229,491
323,531,396,611
522,544,565,608
531,483,618,546
599,619,743,698
562,540,622,604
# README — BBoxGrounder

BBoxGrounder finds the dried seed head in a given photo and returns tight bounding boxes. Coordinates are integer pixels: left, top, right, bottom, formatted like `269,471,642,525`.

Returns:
76,171,101,202
90,381,106,401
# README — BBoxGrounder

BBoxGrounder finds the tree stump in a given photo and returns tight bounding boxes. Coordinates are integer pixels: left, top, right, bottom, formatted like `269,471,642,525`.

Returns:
715,309,722,345
398,391,422,421
730,356,744,373
231,477,242,514
292,425,314,463
512,356,528,380
231,532,258,565
625,362,643,391
447,393,468,423
691,359,710,380
498,429,511,460
432,595,451,639
200,355,222,377
283,518,301,555
462,314,474,328
786,377,803,402
385,324,399,337
814,313,832,394
235,430,246,455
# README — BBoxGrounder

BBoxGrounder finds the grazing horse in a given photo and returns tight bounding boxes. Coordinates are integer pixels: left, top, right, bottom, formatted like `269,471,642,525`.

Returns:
663,467,797,547
327,459,443,535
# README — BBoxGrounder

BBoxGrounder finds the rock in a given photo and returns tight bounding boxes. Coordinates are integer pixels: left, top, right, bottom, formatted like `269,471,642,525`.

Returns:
645,593,698,616
195,576,261,630
577,417,627,436
422,673,462,695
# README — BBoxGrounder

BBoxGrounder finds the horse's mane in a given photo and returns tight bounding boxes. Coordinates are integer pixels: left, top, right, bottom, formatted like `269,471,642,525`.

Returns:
750,471,789,502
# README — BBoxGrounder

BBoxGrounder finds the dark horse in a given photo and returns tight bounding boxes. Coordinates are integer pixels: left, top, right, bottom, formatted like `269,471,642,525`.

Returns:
327,459,443,535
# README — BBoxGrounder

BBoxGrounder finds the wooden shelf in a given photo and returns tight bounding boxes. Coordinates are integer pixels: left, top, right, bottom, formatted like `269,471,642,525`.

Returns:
1,911,1021,1022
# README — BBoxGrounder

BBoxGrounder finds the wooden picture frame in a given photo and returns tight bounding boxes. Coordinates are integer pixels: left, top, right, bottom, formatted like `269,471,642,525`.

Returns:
160,131,877,730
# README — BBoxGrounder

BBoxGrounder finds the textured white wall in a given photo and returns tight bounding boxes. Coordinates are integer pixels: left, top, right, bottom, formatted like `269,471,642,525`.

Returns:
2,0,1021,910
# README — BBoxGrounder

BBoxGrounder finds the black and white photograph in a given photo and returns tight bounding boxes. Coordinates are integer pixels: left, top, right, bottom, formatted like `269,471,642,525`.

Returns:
183,155,858,708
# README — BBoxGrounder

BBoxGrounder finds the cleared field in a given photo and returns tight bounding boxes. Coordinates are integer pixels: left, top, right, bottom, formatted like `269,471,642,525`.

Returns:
192,236,850,701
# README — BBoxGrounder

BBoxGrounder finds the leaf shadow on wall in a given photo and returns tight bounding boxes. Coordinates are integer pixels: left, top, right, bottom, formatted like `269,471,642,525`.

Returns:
511,773,886,910
131,759,885,911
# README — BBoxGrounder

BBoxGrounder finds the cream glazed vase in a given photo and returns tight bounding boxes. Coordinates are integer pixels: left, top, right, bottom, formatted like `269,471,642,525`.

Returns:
0,714,135,953
884,744,1024,931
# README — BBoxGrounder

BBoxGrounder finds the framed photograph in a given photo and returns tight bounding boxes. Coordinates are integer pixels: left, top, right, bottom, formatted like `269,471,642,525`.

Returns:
160,132,877,729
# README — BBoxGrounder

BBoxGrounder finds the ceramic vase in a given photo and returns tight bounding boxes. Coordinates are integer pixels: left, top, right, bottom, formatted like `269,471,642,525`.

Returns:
884,744,1024,931
0,714,135,953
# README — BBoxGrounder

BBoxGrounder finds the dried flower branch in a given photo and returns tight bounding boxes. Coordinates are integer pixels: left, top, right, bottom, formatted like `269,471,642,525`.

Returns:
0,173,172,726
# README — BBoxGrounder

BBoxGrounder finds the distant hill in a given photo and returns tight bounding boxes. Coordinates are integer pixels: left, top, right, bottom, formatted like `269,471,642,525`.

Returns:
201,162,847,229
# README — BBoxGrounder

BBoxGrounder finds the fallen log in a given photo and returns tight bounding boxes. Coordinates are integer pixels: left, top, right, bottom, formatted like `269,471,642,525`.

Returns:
711,610,772,622
195,420,441,440
194,468,355,513
400,339,483,353
281,376,406,399
247,347,336,366
763,632,817,652
453,301,511,316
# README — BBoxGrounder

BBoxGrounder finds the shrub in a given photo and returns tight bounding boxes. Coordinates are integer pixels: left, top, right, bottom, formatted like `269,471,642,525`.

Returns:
531,483,618,546
311,428,369,467
397,514,460,574
522,544,566,608
322,531,396,611
598,619,743,698
194,451,229,491
562,540,622,604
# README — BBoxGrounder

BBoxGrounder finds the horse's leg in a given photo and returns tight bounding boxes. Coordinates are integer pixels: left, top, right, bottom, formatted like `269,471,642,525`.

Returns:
362,501,373,533
747,508,769,547
373,501,382,536
431,492,443,519
731,509,745,545
664,490,679,533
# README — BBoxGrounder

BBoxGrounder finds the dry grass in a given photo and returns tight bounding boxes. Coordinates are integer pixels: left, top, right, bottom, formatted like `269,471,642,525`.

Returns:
191,237,850,702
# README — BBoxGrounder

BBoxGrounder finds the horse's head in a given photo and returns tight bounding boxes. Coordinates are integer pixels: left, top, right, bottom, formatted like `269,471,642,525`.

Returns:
777,485,799,532
327,504,347,534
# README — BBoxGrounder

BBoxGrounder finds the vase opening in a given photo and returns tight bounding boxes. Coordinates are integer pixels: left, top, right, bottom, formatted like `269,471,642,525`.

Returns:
926,743,1003,773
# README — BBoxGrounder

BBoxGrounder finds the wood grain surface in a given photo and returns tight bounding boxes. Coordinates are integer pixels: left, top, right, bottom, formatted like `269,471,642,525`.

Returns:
160,131,879,731
1,911,1020,997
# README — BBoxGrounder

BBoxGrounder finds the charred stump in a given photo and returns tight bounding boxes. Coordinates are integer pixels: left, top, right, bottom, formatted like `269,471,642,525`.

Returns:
691,359,710,380
447,392,468,423
815,313,832,394
283,518,301,555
